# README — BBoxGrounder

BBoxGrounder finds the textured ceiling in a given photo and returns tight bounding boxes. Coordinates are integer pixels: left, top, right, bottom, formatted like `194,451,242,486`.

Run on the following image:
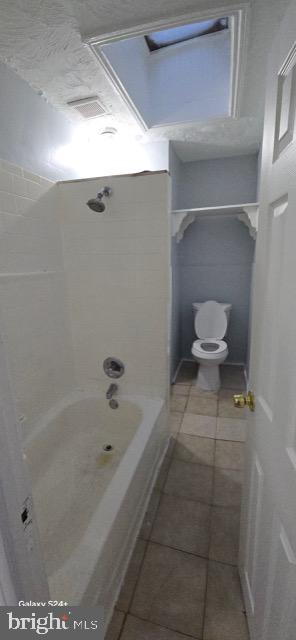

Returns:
0,0,291,161
75,0,234,38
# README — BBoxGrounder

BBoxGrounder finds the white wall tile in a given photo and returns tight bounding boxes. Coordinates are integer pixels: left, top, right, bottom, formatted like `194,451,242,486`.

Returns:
0,167,170,437
0,191,17,214
0,162,75,433
59,172,170,398
0,159,23,176
0,169,14,193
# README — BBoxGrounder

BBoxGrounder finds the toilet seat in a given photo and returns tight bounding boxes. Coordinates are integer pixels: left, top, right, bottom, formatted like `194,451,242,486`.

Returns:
192,338,227,359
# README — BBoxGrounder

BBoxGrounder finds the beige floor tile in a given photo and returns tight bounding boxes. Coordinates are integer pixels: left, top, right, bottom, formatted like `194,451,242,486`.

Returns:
203,607,249,640
175,361,197,384
213,468,243,508
155,456,171,490
173,433,215,466
215,441,245,471
210,507,240,566
206,561,245,611
117,539,147,612
105,610,125,640
216,417,247,442
218,389,246,419
164,459,213,504
171,384,191,397
220,365,246,391
169,412,183,436
186,395,218,417
170,396,187,413
181,413,216,439
189,386,218,399
150,493,211,556
130,542,207,638
140,490,161,540
120,615,192,640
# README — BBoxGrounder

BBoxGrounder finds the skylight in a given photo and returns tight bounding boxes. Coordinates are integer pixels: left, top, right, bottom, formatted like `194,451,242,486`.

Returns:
145,18,228,52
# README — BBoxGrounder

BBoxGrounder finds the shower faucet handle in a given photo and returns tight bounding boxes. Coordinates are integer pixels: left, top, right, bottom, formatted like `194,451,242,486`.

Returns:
106,383,118,399
101,186,112,197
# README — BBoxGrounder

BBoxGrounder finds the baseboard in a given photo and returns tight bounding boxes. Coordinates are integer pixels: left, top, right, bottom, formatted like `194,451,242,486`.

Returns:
171,359,183,384
224,361,246,367
176,357,246,367
171,358,247,386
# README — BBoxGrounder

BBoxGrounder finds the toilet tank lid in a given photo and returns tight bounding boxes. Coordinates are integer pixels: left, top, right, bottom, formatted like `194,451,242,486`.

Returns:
193,302,231,313
195,300,227,339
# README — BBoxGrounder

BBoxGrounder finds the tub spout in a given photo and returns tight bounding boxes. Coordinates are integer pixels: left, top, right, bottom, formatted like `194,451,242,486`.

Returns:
106,383,118,400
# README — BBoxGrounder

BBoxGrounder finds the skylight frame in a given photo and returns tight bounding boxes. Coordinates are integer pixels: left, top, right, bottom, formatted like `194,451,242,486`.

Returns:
85,4,249,129
145,18,229,53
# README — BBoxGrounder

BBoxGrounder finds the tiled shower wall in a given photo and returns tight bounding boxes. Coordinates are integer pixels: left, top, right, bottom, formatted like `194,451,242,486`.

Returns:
0,160,75,436
0,166,170,441
59,172,170,398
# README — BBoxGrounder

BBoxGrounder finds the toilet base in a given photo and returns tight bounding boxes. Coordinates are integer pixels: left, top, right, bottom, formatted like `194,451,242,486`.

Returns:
196,363,221,392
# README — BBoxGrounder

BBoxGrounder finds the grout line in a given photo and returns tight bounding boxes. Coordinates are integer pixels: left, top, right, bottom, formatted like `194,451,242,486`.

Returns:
123,453,177,616
123,613,202,639
117,611,127,640
161,479,242,510
170,451,243,473
171,358,184,384
139,538,240,570
142,486,163,542
124,538,149,616
184,394,190,412
146,536,212,564
213,431,219,472
201,555,210,639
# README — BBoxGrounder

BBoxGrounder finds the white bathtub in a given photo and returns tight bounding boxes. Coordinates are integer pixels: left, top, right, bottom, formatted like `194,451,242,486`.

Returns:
24,390,168,615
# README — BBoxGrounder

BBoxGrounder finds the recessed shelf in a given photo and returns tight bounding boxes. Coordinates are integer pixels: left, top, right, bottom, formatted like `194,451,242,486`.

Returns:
171,202,259,241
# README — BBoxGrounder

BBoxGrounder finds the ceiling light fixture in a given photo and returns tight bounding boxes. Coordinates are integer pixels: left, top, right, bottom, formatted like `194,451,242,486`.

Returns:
99,127,118,137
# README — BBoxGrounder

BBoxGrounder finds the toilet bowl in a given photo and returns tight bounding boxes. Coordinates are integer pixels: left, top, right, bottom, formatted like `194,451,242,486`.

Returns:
191,300,231,391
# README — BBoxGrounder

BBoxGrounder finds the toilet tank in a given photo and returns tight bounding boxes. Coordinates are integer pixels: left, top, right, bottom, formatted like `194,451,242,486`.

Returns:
192,302,232,324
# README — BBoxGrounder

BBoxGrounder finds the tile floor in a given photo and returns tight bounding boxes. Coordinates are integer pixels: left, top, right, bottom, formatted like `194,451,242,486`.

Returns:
106,363,249,640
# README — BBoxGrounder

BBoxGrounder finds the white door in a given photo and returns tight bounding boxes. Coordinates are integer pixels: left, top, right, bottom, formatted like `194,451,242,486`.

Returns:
239,2,296,638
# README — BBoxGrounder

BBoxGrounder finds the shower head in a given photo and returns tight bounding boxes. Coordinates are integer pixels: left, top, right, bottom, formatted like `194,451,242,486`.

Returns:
87,197,106,212
86,186,112,212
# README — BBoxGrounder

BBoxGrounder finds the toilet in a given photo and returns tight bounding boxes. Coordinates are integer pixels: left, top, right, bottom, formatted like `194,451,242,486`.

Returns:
191,300,231,392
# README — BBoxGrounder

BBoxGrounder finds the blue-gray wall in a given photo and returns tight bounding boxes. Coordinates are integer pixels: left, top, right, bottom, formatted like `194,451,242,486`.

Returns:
170,151,258,375
174,154,258,209
178,215,255,363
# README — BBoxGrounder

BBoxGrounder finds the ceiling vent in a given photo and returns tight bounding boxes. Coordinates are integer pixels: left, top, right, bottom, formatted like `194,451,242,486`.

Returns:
67,96,107,119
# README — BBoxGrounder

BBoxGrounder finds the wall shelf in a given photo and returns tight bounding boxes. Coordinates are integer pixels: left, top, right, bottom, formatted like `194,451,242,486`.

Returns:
172,203,259,242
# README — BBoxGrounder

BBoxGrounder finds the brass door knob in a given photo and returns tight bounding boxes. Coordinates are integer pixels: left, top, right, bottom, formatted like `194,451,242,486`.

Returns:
233,391,255,411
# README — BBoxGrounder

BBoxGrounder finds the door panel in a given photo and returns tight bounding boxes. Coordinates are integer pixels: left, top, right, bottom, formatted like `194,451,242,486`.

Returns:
262,516,296,640
240,2,296,638
243,454,264,615
273,44,296,160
